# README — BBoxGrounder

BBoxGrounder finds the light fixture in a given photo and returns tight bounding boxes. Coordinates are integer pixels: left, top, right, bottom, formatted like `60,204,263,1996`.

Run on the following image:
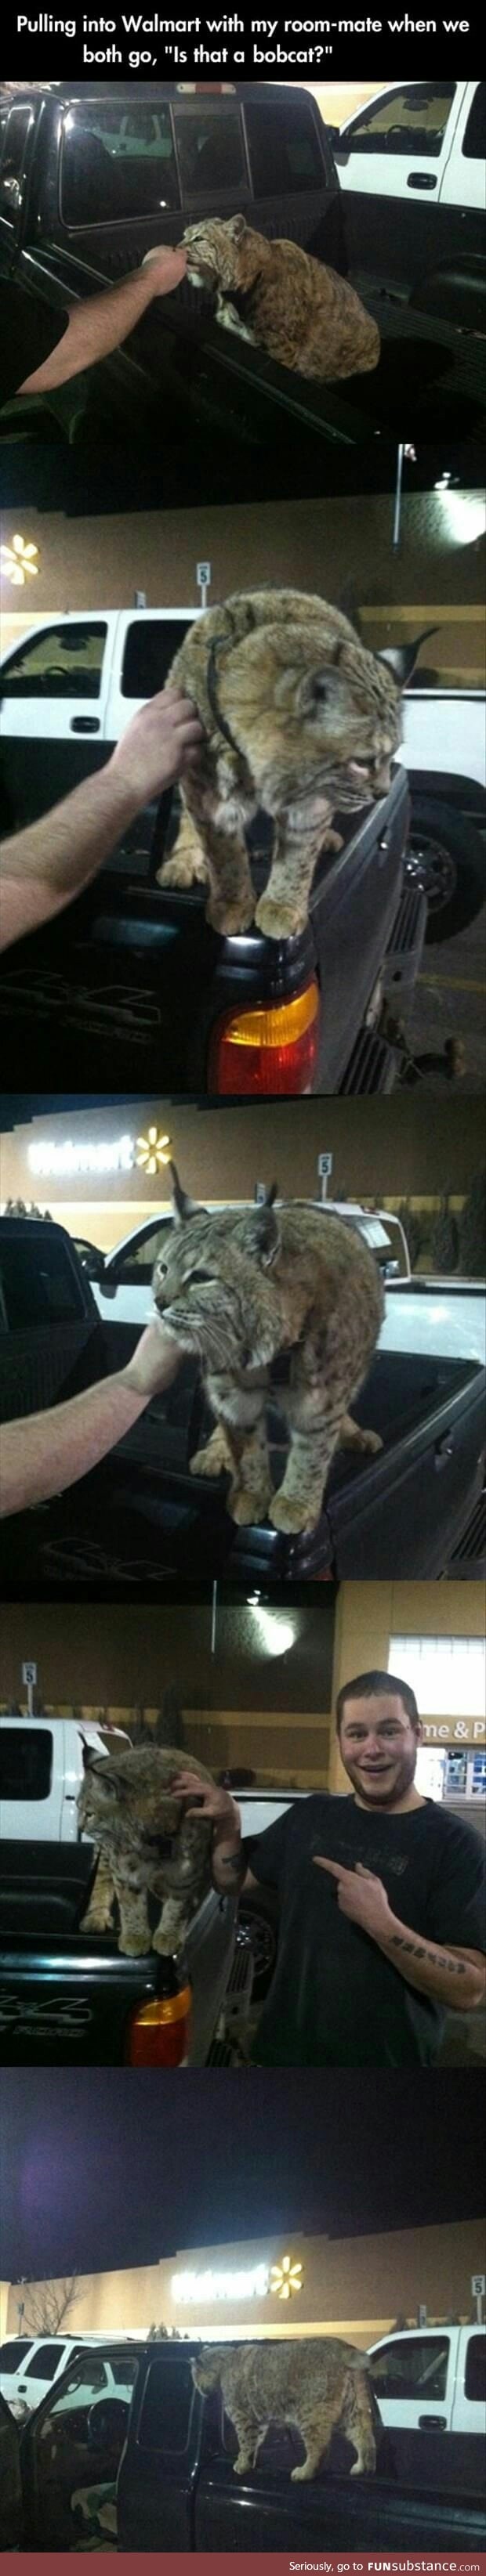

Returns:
136,1127,172,1177
0,535,39,588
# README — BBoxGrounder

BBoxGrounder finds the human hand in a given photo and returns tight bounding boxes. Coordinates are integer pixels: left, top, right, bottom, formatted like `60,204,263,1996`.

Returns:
171,1772,241,1831
313,1856,394,1937
141,244,187,296
122,1321,183,1403
109,688,205,810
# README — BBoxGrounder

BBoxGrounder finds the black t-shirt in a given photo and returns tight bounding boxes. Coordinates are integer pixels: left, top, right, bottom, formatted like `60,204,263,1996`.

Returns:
246,1795,486,2068
1,286,68,409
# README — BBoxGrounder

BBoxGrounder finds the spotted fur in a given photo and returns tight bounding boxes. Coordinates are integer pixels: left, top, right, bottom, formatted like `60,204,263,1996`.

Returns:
183,215,380,381
78,1744,214,1957
157,587,402,940
153,1171,383,1536
191,2340,377,2481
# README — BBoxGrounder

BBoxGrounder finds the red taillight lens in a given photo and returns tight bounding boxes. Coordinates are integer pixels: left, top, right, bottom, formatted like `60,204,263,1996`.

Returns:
126,1985,192,2067
208,981,320,1096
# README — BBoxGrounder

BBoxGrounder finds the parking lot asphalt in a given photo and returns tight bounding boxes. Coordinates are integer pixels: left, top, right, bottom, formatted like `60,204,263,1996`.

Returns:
406,904,486,1091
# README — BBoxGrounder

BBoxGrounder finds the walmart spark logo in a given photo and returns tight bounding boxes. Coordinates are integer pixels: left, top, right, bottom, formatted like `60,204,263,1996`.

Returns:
136,1128,172,1176
1,534,39,587
270,2256,303,2301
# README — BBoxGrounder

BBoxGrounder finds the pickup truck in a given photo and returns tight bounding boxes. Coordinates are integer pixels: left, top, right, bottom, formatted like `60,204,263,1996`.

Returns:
0,601,426,1096
0,1710,129,1842
1,1217,484,1589
12,2336,486,2553
334,80,485,329
368,2321,486,2444
0,81,484,481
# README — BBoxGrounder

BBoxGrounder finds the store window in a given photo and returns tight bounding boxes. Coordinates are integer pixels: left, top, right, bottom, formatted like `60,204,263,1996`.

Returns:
389,1634,485,1718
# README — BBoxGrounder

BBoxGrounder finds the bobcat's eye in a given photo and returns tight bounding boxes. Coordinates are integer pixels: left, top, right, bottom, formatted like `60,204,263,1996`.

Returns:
188,1268,214,1287
156,1263,168,1278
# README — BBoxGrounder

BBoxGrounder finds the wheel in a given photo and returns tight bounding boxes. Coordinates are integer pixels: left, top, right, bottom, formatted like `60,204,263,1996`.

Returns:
238,1892,278,2003
405,797,486,944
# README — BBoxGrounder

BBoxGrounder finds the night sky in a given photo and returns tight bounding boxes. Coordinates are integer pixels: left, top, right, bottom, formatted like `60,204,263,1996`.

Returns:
1,2071,484,2283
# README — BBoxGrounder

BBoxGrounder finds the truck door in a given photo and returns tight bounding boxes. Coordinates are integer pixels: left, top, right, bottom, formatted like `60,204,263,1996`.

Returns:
0,1722,63,1843
0,620,111,833
437,82,486,247
0,103,36,263
369,2330,452,2432
335,82,459,291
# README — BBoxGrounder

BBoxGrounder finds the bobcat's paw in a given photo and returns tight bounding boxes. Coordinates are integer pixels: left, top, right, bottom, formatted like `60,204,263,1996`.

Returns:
152,1924,183,1956
190,1435,229,1480
321,826,344,853
206,892,256,938
269,1490,321,1535
254,894,307,942
157,852,208,890
290,2462,314,2483
234,2455,252,2477
118,1931,149,1957
82,1904,114,1934
228,1480,274,1527
355,1425,383,1456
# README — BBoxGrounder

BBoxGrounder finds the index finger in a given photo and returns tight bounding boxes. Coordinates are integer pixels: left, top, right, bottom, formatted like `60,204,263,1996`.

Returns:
313,1856,351,1878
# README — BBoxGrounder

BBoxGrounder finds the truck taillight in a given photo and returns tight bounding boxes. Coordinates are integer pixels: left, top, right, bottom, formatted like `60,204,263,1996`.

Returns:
208,981,320,1096
126,1985,192,2067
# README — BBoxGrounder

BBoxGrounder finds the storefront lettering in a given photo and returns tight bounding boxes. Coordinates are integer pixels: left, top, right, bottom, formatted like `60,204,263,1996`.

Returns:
173,2255,303,2304
27,1125,172,1180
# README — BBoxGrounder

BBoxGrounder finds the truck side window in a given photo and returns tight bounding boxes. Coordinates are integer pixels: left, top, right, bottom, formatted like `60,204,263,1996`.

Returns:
370,2336,450,2399
136,2355,194,2453
462,84,486,158
0,107,31,220
24,2344,62,2379
109,1227,172,1284
0,1239,85,1328
0,2340,32,2368
244,100,326,195
121,623,191,699
60,102,180,226
464,2336,486,2401
0,1729,53,1801
336,84,455,157
0,624,107,702
172,107,247,201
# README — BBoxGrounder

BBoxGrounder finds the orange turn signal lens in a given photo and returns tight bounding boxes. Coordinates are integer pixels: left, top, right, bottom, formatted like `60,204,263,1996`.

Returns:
209,981,320,1096
126,1985,192,2067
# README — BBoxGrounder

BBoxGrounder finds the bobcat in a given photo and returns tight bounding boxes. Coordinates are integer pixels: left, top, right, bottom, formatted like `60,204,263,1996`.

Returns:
152,1168,383,1536
156,587,404,941
180,215,380,381
78,1743,214,1957
191,2339,377,2481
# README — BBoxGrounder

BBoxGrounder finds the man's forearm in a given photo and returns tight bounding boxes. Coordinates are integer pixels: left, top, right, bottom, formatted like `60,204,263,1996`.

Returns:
0,1371,147,1518
212,1819,245,1895
0,763,139,951
20,265,159,392
375,1915,485,2011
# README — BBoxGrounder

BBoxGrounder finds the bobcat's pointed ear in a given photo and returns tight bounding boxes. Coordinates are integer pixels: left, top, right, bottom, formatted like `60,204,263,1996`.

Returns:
377,627,439,688
248,1188,280,1269
82,1743,121,1793
229,213,246,241
169,1162,207,1226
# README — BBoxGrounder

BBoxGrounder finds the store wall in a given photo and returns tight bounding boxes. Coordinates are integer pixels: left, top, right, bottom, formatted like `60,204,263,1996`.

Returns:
2,1099,483,1244
8,2219,484,2347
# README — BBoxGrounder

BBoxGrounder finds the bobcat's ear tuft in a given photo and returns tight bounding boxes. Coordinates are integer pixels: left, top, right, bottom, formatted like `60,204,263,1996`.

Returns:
82,1742,96,1774
377,626,439,688
248,1194,281,1269
229,213,246,241
169,1162,206,1226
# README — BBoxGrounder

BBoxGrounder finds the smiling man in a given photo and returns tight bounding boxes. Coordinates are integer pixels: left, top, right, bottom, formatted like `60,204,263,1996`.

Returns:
176,1669,486,2067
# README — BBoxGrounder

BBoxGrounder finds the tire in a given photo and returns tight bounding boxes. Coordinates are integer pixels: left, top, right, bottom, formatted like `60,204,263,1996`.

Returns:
406,797,486,945
238,1891,278,2004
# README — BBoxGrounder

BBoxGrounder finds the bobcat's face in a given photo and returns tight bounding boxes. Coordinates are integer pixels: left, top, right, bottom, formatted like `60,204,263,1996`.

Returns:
152,1190,281,1373
78,1752,183,1844
252,634,402,815
191,2350,225,2394
183,213,258,294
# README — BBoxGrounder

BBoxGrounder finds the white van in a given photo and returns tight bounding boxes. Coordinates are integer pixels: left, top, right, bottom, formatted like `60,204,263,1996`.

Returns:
334,80,485,317
1,609,484,943
0,1714,129,1844
367,2322,486,2437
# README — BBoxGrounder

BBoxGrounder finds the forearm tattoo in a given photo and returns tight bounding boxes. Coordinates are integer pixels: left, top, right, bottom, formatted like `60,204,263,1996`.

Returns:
390,1934,467,1978
218,1849,244,1873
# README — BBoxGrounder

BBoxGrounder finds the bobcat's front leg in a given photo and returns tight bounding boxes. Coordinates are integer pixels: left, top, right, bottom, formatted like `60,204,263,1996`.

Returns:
81,1852,116,1934
152,1897,191,1956
114,1883,151,1958
255,802,333,942
207,1371,274,1526
270,1337,345,1534
230,2411,259,2477
182,770,256,938
216,292,256,346
156,799,209,891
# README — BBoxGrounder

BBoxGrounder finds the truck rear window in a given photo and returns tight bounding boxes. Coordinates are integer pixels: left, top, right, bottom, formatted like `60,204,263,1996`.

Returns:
0,1238,85,1328
0,1729,53,1801
60,101,180,226
244,99,325,195
121,622,191,698
172,105,247,200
